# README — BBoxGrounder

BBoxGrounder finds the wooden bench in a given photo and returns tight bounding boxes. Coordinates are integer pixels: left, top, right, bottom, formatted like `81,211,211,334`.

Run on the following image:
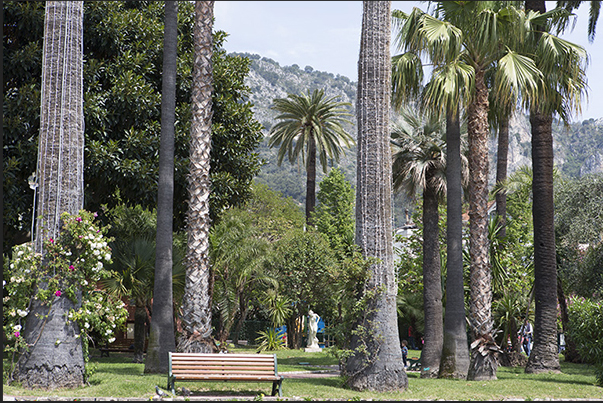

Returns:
98,340,134,357
167,352,284,397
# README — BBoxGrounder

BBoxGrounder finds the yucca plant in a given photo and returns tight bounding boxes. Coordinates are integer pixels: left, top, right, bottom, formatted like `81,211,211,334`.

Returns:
255,328,287,353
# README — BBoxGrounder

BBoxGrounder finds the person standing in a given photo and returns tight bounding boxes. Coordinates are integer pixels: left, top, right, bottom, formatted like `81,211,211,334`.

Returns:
401,340,409,368
408,325,416,350
520,319,533,356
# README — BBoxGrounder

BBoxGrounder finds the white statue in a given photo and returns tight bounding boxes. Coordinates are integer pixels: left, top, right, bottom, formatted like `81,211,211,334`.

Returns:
306,310,320,349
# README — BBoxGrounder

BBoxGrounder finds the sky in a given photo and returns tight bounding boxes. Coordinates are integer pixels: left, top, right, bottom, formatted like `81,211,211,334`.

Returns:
214,1,602,121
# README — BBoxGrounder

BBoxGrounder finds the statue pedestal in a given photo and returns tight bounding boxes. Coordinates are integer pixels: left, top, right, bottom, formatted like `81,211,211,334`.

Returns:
304,347,322,353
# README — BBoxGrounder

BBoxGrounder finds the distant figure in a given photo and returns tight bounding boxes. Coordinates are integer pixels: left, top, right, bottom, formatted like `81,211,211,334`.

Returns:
401,340,409,368
408,325,416,350
307,310,320,349
520,319,533,356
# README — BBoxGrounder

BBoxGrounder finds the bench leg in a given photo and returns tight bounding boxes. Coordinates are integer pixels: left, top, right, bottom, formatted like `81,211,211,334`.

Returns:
272,379,283,397
167,376,175,395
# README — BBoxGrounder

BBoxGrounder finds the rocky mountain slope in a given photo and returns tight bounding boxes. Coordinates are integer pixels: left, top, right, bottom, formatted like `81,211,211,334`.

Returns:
236,52,603,220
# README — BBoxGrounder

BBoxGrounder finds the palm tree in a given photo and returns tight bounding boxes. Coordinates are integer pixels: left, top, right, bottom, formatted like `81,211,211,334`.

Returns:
179,0,215,354
144,0,178,373
392,8,474,379
102,237,156,364
16,1,86,389
268,89,354,225
523,0,588,374
556,0,601,42
391,107,448,379
395,1,548,380
344,0,407,392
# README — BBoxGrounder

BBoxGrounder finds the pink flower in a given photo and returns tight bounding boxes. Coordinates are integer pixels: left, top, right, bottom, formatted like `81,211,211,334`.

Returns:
69,265,75,271
94,212,98,217
14,331,20,338
55,290,62,297
49,238,54,243
76,217,82,222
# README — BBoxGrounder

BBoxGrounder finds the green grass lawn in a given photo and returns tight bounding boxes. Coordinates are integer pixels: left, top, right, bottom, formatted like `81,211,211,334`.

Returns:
3,345,602,401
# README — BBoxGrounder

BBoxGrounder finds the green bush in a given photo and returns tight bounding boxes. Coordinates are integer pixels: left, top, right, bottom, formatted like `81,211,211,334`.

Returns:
567,295,603,386
255,328,287,352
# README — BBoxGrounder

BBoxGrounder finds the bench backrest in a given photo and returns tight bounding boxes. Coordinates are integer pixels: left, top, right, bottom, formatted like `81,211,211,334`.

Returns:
169,352,279,378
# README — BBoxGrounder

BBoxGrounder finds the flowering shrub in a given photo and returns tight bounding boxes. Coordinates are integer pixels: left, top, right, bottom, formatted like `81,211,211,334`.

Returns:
3,210,129,378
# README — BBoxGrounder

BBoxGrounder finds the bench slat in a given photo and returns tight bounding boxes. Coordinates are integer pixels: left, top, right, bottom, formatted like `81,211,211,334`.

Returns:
173,375,281,381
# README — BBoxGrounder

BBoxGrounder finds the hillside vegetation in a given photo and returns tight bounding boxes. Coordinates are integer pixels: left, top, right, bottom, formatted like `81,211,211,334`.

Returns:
233,52,603,225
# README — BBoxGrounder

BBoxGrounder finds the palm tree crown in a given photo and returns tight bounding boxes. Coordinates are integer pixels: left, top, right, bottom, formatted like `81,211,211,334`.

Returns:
268,88,354,224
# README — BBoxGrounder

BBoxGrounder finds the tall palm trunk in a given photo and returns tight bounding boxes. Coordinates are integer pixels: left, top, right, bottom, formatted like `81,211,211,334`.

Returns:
467,69,497,381
345,1,407,392
16,1,86,389
306,135,317,225
526,111,560,372
524,0,561,374
178,0,216,354
439,107,470,379
145,0,178,373
421,175,443,378
133,302,148,364
495,115,509,239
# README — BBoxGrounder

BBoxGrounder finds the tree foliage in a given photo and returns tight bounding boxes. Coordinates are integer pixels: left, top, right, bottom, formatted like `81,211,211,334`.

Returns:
2,1,263,254
554,173,603,248
311,168,356,260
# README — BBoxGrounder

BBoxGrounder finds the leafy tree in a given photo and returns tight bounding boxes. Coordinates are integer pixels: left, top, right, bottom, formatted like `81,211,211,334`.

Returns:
3,1,264,255
345,0,408,392
145,0,178,373
268,88,354,225
265,229,337,349
554,173,603,248
14,2,87,389
241,181,305,242
311,168,356,260
209,209,273,344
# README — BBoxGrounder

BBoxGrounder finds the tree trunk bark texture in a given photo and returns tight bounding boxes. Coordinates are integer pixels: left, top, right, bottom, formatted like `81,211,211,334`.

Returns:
526,111,560,374
467,69,497,381
178,0,216,354
17,287,85,389
345,1,407,392
34,0,85,252
17,1,86,389
133,305,147,364
439,108,470,379
524,0,561,375
421,179,443,378
145,0,178,373
306,135,317,225
495,115,509,239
